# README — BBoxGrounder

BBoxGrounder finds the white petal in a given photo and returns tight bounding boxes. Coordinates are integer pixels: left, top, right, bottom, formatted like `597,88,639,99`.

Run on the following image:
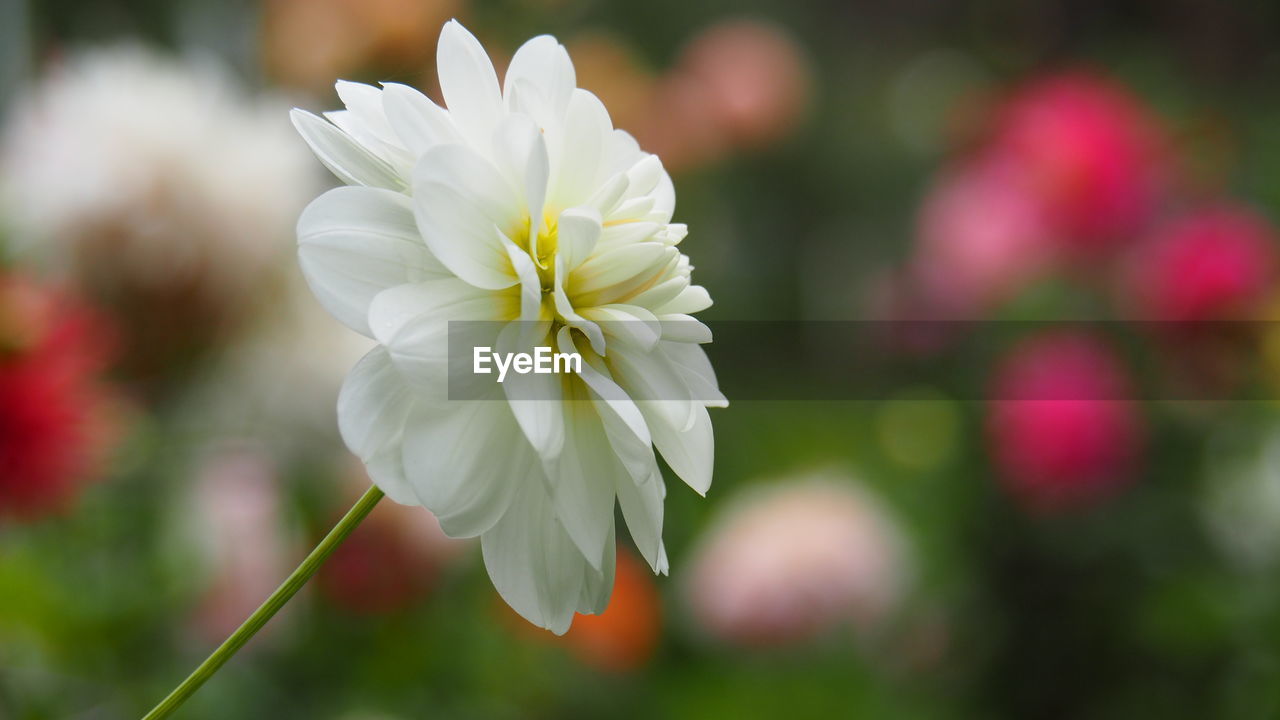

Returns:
627,276,689,311
580,304,661,351
297,186,446,336
436,20,503,150
578,523,616,615
556,207,602,272
481,478,588,634
412,146,522,290
504,35,576,117
657,284,713,315
491,114,549,240
657,314,712,344
291,109,405,190
647,401,714,496
337,347,419,505
401,398,532,537
367,280,515,393
548,89,612,210
497,322,565,460
663,341,728,408
380,82,463,155
543,379,622,569
607,342,697,434
614,462,666,572
571,242,667,296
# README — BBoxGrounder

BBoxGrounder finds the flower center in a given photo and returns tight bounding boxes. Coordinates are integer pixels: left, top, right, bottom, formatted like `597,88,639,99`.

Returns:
513,215,559,293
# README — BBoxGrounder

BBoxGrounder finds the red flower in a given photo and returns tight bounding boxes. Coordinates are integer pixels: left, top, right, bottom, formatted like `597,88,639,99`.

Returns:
1123,206,1276,322
991,72,1165,251
987,332,1143,512
0,275,119,518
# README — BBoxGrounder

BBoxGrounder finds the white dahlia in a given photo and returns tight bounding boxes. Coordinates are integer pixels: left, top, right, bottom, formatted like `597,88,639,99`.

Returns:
291,20,725,633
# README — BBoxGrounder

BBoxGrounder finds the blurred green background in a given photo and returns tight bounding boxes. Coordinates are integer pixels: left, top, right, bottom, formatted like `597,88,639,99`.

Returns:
5,0,1280,718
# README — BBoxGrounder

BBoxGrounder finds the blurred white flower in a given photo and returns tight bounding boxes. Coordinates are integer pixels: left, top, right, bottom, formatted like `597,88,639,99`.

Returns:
685,473,910,646
1204,425,1280,572
291,21,724,633
0,45,317,374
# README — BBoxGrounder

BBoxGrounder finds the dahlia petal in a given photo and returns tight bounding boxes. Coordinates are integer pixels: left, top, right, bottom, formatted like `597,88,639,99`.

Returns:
646,401,714,496
401,398,531,538
549,89,611,209
543,380,623,569
578,523,617,615
571,242,668,296
615,461,666,572
368,279,515,393
497,322,566,461
657,314,712,344
380,82,463,155
627,276,689,311
337,347,419,505
412,149,521,290
481,478,588,634
580,304,661,351
504,35,576,118
291,109,405,190
297,186,445,336
662,341,728,408
436,20,503,150
608,343,697,434
492,114,550,240
556,207,602,272
658,284,713,314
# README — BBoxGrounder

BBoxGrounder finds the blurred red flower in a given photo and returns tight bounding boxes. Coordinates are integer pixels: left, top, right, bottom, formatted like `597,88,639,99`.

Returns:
0,275,119,518
1122,206,1276,323
990,72,1166,251
561,549,661,672
988,332,1143,511
318,473,467,614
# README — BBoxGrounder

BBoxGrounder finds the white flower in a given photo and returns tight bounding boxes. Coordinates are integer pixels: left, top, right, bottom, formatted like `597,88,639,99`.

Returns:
0,45,316,296
291,21,725,633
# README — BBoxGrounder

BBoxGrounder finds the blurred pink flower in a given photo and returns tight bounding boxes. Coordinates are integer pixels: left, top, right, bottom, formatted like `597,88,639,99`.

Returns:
990,72,1166,251
677,19,809,150
635,19,809,172
987,332,1143,511
912,154,1057,315
685,474,909,647
1122,206,1276,322
0,274,121,519
188,448,296,642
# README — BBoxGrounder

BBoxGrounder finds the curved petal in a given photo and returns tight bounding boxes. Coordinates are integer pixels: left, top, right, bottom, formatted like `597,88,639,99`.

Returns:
412,145,522,290
557,207,602,273
297,186,445,336
401,398,532,538
367,279,516,394
504,35,575,118
548,89,612,210
380,82,463,155
481,477,588,634
436,20,502,151
491,114,549,241
578,523,616,615
614,461,666,573
542,378,622,569
291,109,405,190
497,322,565,460
646,400,714,496
337,347,420,506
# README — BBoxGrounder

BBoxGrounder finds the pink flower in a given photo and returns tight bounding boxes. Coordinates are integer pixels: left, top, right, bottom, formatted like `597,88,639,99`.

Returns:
1122,206,1276,322
990,72,1165,251
685,475,909,647
987,333,1143,511
0,275,120,519
912,154,1057,315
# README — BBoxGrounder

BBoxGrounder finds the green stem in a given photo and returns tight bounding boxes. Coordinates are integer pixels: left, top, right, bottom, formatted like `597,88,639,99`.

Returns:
143,485,385,720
